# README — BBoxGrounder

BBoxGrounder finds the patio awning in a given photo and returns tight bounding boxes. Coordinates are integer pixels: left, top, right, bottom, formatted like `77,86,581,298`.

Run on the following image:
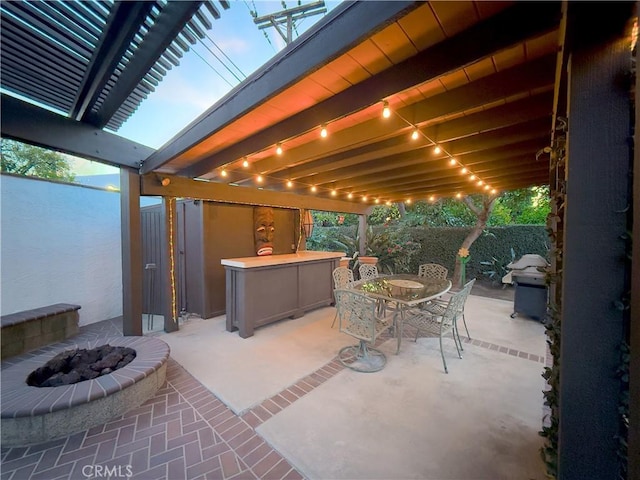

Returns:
1,1,561,204
142,1,562,203
0,0,229,131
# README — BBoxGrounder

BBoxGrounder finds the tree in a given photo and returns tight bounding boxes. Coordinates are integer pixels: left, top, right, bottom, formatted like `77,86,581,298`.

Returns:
0,139,75,182
451,194,497,286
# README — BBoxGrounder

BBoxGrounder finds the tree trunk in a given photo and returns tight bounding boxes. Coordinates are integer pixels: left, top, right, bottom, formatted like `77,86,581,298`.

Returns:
396,202,406,218
451,195,497,286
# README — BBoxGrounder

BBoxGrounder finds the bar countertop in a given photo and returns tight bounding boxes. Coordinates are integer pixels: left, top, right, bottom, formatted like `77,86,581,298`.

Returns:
221,250,345,269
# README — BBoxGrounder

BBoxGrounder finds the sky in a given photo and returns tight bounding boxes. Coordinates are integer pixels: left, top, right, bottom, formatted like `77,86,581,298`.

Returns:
72,0,340,175
117,0,339,150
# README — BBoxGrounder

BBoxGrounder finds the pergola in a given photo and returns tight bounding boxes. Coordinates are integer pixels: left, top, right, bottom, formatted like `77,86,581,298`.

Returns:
1,1,638,478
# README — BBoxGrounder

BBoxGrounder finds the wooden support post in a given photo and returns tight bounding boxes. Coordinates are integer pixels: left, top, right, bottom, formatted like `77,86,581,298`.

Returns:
120,168,143,336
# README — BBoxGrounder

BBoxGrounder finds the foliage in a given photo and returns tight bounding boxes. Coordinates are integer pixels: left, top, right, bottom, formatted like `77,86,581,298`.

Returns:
479,246,516,286
310,210,358,227
367,204,401,225
390,188,549,228
401,198,477,227
1,139,75,182
305,225,357,255
363,225,421,274
310,224,549,278
491,186,550,225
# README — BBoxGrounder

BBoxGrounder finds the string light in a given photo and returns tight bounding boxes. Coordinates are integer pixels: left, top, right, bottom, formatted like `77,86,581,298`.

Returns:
382,101,391,118
406,198,412,204
230,96,499,203
429,195,436,202
386,201,391,206
168,198,177,324
456,192,462,198
221,169,228,177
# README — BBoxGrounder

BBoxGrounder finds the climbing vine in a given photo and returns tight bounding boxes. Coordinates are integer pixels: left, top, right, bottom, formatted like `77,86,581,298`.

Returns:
538,117,566,479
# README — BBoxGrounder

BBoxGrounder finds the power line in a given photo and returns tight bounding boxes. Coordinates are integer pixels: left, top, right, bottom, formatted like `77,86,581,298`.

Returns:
202,31,247,80
189,44,235,88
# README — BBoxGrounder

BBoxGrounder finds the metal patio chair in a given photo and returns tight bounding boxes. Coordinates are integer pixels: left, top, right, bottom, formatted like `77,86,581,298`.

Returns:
334,288,394,373
331,266,355,328
403,286,467,373
421,278,476,342
358,263,379,280
418,263,448,280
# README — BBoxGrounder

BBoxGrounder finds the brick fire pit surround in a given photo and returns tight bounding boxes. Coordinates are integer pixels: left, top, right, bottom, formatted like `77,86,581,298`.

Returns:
1,336,169,446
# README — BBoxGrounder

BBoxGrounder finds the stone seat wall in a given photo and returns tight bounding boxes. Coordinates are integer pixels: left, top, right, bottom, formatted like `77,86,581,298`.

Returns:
1,304,80,359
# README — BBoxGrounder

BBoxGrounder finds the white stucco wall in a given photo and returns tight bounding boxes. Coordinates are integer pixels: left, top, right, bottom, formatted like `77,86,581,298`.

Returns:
1,174,122,325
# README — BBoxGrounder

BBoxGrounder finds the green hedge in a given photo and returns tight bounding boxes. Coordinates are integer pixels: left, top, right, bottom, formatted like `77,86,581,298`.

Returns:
308,224,549,278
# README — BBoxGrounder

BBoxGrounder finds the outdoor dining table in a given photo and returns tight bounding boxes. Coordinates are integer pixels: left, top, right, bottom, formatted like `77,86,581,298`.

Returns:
351,273,452,354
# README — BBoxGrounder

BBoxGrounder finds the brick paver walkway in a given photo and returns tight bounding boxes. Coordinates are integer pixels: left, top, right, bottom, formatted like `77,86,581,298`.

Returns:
1,316,545,480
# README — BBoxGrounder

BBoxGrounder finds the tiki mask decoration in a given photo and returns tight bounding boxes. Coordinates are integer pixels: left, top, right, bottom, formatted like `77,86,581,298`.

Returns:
253,206,275,256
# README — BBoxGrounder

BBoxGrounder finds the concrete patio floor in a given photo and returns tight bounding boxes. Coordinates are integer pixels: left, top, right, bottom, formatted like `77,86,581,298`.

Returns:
1,292,548,480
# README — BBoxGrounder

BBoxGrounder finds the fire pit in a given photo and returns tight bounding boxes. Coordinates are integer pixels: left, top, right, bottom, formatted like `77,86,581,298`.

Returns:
1,336,169,446
27,344,136,387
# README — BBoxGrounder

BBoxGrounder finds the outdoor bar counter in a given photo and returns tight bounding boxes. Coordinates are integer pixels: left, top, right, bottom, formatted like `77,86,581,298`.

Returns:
222,251,344,338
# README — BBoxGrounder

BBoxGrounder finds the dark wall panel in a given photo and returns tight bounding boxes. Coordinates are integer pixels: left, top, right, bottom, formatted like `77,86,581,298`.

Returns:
142,200,298,320
202,202,297,318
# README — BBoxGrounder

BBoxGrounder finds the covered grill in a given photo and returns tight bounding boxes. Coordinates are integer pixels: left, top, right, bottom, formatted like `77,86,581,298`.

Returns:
503,254,549,322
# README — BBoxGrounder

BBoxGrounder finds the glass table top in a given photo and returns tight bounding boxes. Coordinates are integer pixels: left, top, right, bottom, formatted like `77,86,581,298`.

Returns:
352,274,451,305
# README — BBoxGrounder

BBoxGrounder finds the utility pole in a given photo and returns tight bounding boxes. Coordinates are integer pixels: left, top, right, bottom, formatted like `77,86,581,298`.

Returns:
253,1,326,45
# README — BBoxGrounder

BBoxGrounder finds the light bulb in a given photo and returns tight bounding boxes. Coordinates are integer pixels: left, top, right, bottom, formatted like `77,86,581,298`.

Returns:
242,158,249,168
257,175,263,183
311,185,317,192
456,193,462,198
429,195,436,202
287,180,293,188
375,198,380,204
362,196,368,202
348,193,353,199
469,174,476,181
382,101,391,118
477,180,483,186
386,201,391,206
406,198,412,204
411,129,419,140
221,170,227,177
434,145,442,154
276,143,283,155
331,189,337,196
484,185,490,190
461,167,468,174
449,158,457,166
320,125,328,138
